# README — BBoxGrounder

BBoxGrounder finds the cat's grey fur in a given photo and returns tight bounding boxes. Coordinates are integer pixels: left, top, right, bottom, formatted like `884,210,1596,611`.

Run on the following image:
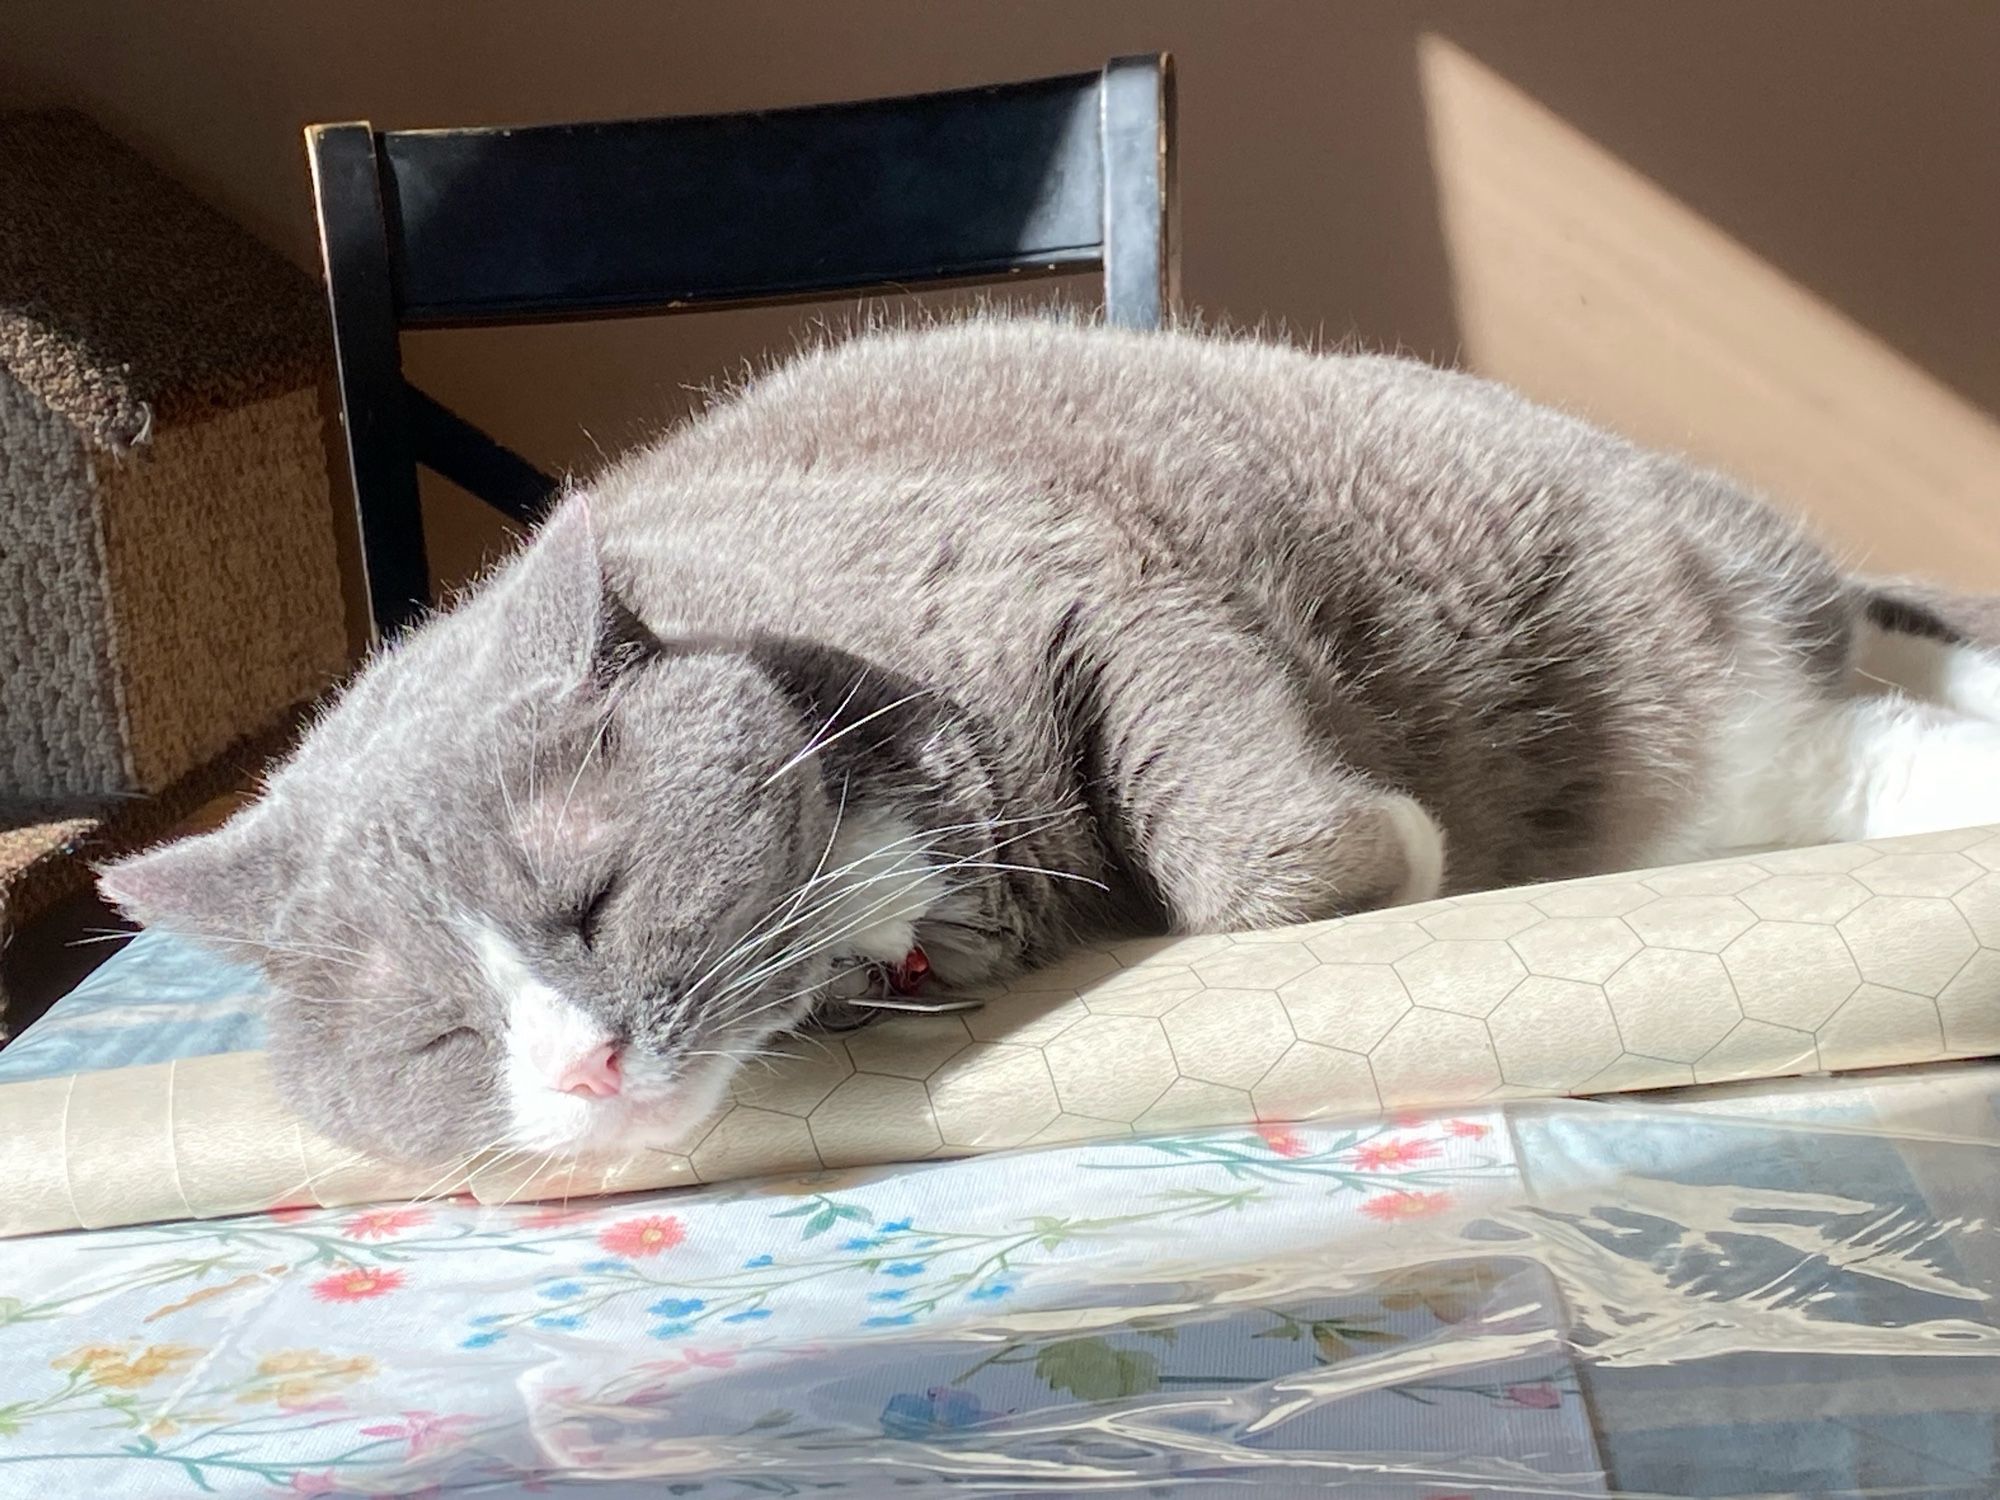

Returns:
99,316,1993,1165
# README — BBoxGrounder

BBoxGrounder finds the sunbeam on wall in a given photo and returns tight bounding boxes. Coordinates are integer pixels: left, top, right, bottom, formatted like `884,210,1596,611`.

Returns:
1418,34,2000,590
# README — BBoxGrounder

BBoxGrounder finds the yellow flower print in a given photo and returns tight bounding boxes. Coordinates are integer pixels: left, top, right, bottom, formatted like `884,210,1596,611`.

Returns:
141,1412,223,1438
50,1343,202,1390
50,1343,124,1373
1377,1261,1508,1325
748,1166,889,1198
239,1349,377,1407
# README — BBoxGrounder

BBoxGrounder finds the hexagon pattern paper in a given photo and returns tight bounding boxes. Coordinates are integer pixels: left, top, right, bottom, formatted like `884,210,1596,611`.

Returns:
1,825,1995,1237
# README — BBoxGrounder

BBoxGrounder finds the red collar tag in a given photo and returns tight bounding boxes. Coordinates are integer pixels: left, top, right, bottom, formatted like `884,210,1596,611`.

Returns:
884,946,930,996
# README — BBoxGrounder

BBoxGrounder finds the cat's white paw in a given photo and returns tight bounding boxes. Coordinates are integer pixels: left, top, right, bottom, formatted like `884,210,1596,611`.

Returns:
1382,793,1447,905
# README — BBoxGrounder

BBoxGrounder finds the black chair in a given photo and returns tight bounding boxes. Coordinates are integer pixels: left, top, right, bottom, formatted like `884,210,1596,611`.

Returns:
306,55,1179,638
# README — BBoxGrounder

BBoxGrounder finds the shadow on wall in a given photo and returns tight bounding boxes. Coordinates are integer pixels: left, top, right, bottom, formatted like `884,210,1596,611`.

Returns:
1419,32,2000,591
2,1,1993,591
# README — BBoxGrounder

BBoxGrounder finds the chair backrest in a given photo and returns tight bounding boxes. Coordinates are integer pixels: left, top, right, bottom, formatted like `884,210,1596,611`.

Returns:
306,54,1178,637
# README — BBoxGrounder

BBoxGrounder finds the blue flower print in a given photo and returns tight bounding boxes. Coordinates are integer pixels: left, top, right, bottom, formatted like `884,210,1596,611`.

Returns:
882,1261,925,1277
649,1321,694,1339
538,1281,584,1300
648,1297,705,1318
468,1314,507,1327
966,1281,1012,1302
864,1312,917,1328
580,1259,631,1274
868,1290,909,1303
840,1236,884,1252
460,1331,506,1349
881,1386,996,1438
743,1254,775,1269
879,1217,914,1234
722,1308,773,1324
533,1313,584,1330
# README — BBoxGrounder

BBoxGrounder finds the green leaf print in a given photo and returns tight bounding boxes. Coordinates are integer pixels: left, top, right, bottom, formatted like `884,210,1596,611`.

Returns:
800,1207,840,1239
1033,1338,1162,1401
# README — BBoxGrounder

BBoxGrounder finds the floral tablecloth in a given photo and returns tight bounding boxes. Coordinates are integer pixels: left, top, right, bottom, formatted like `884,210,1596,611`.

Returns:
4,934,1999,1495
7,1069,2000,1497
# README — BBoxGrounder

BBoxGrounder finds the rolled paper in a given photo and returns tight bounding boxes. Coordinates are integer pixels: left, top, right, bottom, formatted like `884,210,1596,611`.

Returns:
3,824,1995,1239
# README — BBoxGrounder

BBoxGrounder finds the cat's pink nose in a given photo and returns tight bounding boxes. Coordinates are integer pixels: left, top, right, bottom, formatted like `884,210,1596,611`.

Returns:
555,1043,622,1099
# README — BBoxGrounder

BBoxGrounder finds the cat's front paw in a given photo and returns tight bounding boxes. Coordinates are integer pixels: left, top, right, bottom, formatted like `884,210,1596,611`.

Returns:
1380,793,1447,905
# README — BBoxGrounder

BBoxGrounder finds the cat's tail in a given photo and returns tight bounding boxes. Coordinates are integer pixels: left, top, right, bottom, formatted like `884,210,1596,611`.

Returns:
1851,577,2000,723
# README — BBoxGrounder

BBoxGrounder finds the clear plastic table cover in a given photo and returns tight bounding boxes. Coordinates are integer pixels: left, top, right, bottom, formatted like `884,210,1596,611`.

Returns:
2,1059,1996,1497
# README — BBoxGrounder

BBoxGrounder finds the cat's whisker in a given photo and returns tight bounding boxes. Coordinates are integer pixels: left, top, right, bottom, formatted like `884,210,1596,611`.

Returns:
515,1148,570,1207
757,688,934,789
705,845,1096,1041
697,852,991,1016
677,771,856,1005
782,673,870,785
694,845,1040,1033
702,860,963,1018
405,1117,517,1206
66,930,144,949
493,742,539,883
404,1146,495,1208
759,768,855,939
696,852,959,1010
687,789,1015,999
682,807,1073,1007
702,822,1082,1012
548,1148,583,1214
170,931,371,972
453,1142,539,1209
265,1146,373,1207
555,677,637,834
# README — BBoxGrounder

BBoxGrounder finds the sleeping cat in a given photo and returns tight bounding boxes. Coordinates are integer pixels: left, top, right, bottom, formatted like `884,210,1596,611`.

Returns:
99,317,2000,1168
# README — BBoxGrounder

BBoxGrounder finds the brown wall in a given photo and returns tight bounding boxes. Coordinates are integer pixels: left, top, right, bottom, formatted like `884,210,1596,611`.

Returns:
6,1,1996,595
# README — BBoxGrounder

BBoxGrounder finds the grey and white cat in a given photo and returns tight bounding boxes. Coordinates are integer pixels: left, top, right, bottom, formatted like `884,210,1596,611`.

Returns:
101,317,2000,1167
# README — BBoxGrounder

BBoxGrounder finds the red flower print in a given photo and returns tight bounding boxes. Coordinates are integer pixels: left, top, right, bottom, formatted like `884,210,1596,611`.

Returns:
1505,1381,1562,1409
597,1215,685,1258
517,1204,599,1229
287,1474,339,1496
1360,1189,1453,1223
1444,1119,1490,1140
359,1409,478,1458
678,1348,737,1370
266,1205,320,1225
1350,1137,1441,1171
343,1206,429,1241
311,1267,407,1302
1256,1125,1309,1158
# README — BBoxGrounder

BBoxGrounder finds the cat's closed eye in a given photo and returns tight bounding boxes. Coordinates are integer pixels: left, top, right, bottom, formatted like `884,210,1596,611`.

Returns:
418,1026,484,1056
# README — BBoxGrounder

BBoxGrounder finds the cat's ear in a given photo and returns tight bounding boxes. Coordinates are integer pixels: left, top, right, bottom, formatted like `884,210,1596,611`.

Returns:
97,803,296,952
499,496,658,687
497,496,606,684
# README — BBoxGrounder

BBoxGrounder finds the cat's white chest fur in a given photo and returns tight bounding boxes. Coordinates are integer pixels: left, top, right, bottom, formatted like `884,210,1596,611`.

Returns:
814,804,945,964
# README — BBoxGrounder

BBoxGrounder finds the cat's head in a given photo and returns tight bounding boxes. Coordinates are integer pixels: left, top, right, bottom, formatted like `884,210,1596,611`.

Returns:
98,500,920,1167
